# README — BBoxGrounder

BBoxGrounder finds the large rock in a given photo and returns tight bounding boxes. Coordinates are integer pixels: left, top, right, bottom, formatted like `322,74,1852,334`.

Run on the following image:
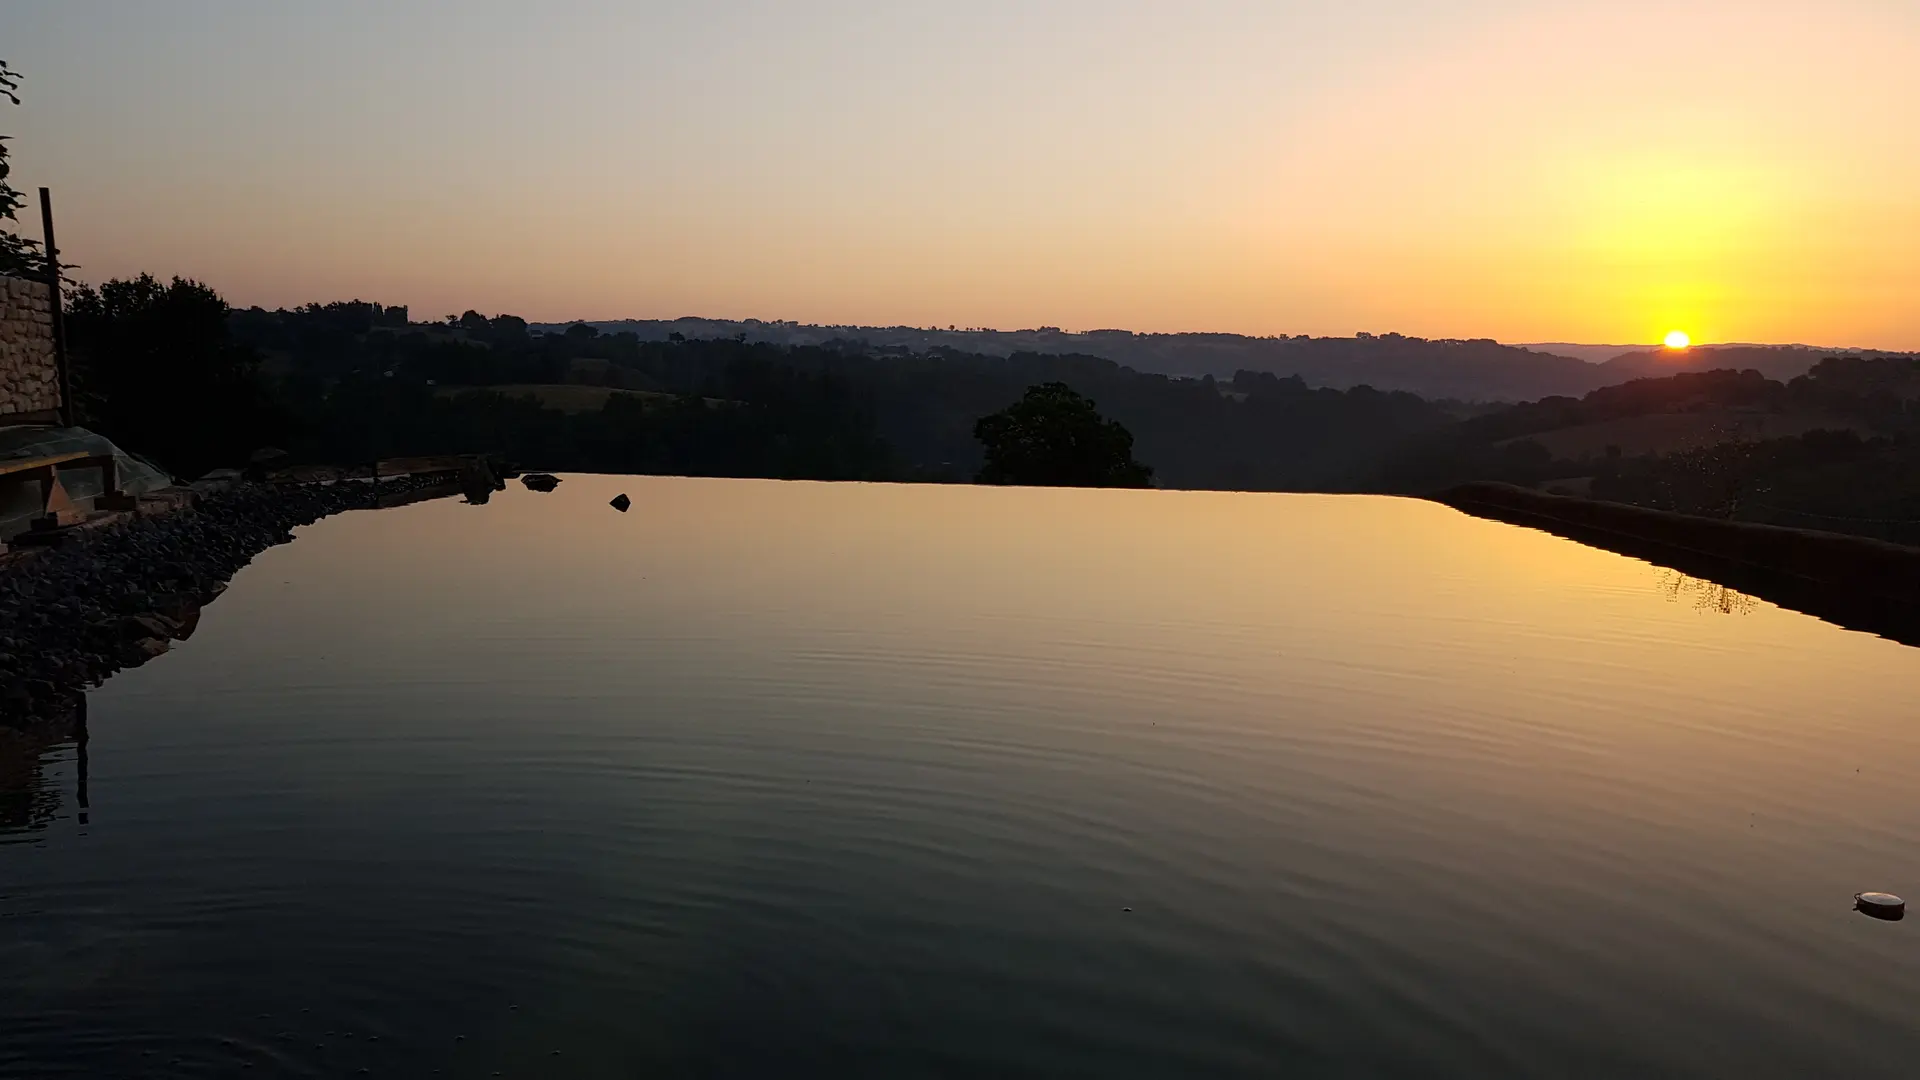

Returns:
132,637,171,661
101,613,179,641
459,456,502,504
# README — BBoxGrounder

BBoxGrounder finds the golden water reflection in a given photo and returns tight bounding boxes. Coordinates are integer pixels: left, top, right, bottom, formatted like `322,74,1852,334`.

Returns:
11,479,1920,1077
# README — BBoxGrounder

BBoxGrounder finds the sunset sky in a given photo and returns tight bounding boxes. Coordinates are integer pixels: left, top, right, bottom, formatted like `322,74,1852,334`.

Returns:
5,1,1918,348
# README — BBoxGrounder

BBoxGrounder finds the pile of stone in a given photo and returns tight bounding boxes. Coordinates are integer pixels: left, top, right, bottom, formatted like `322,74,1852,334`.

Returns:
0,475,447,728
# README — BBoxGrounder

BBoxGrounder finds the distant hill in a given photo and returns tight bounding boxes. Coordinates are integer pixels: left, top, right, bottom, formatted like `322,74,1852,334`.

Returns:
72,282,1920,548
549,319,1915,403
1521,343,1658,364
1380,356,1920,531
547,319,1613,402
217,297,1920,542
1527,342,1909,383
1596,345,1847,384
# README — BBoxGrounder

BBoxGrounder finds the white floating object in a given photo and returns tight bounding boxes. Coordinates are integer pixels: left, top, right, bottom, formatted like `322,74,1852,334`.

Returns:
1856,892,1905,920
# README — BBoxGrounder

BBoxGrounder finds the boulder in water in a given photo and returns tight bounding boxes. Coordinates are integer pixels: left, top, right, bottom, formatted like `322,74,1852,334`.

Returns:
521,473,561,492
610,494,631,513
459,457,502,503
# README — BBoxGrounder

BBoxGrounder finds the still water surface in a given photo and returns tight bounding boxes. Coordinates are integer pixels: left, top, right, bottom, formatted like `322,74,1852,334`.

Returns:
4,476,1920,1077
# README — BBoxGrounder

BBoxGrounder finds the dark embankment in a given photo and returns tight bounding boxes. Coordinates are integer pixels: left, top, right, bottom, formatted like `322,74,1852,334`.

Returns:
0,476,453,729
1436,482,1920,646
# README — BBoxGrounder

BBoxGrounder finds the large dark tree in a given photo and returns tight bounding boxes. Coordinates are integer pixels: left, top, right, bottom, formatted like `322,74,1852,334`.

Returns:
66,275,280,477
973,382,1155,488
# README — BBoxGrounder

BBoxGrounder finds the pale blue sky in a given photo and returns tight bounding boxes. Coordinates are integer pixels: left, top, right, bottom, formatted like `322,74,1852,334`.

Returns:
4,1,1918,345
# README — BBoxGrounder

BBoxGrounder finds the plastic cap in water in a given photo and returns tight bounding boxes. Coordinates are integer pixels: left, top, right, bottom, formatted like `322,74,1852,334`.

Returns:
1856,892,1905,920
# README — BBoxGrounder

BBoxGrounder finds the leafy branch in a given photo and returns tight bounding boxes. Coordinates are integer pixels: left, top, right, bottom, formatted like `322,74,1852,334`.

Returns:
0,59,50,280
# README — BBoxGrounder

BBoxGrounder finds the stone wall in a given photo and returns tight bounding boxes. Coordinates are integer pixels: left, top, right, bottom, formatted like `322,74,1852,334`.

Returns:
0,275,62,421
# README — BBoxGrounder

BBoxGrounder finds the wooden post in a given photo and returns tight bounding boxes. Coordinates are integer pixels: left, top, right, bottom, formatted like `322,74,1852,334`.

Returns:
38,188,74,428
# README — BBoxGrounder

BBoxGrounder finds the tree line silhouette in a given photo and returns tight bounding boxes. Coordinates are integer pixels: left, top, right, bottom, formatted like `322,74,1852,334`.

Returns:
64,282,1454,488
51,276,1920,542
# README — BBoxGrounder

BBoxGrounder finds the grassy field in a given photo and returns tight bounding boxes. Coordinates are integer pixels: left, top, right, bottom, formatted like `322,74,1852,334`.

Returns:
435,384,675,414
1500,409,1869,460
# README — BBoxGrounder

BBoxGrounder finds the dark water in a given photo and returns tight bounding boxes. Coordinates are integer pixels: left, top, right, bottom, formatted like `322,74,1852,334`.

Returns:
5,476,1919,1078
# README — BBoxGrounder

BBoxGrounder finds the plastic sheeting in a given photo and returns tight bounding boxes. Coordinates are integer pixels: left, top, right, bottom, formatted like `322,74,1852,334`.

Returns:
0,425,174,492
0,425,175,541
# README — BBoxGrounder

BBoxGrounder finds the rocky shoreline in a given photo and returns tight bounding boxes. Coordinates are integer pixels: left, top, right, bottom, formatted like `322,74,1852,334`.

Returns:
0,475,455,728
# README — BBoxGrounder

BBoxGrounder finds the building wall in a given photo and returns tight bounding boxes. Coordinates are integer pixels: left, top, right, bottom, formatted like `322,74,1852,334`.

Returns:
0,274,62,422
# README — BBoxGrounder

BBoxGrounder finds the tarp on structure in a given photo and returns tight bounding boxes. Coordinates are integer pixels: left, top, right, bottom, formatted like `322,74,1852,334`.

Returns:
0,425,174,492
0,425,175,541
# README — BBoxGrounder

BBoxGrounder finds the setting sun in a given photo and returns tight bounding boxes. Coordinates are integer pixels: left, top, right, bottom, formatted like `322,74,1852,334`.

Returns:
1664,331,1693,350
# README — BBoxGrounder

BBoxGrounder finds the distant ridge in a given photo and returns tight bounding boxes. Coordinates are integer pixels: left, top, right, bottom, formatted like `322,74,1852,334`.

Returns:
1522,342,1897,367
1596,345,1859,385
1519,343,1658,364
532,317,1912,403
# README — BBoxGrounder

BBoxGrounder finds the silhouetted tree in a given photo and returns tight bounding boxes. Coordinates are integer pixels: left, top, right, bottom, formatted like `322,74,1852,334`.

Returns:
973,382,1154,488
66,275,279,476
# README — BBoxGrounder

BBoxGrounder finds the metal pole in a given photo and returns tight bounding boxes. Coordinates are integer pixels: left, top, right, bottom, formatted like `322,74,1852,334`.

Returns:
38,188,74,428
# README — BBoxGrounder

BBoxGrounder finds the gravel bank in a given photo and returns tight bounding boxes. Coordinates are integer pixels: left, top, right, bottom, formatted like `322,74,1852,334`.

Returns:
0,477,453,728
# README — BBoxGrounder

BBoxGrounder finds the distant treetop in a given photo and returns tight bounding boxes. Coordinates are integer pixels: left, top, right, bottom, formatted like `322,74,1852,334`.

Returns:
973,382,1155,489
